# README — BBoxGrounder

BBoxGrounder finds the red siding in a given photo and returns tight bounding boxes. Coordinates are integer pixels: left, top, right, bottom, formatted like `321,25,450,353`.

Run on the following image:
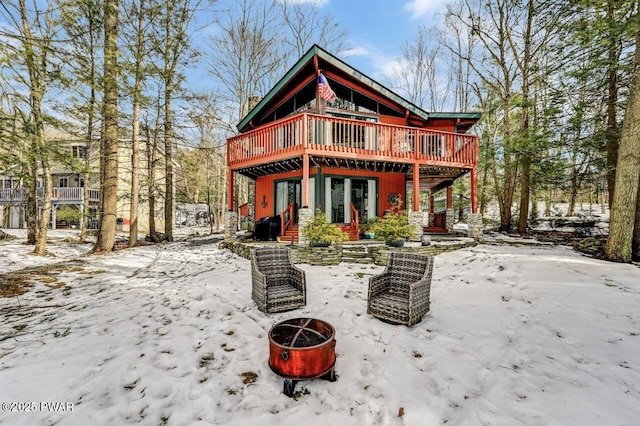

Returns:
425,118,456,132
379,114,407,126
255,171,302,219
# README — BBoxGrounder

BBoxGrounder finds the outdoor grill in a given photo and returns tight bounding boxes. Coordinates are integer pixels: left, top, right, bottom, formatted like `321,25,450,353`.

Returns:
268,318,336,397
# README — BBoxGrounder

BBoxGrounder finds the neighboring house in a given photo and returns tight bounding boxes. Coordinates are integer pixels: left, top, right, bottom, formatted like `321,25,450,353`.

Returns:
0,141,100,229
226,45,482,242
0,138,169,234
114,139,169,235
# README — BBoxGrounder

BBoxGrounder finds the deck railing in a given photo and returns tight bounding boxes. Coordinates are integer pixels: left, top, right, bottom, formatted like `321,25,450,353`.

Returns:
281,202,296,236
0,187,100,204
349,203,359,237
228,112,478,168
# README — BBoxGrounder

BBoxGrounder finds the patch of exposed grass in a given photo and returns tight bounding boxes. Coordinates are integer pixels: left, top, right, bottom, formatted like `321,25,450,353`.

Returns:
199,353,215,368
240,371,258,384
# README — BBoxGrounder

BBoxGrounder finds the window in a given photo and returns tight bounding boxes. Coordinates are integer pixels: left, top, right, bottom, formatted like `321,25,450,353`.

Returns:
59,177,69,188
72,146,86,159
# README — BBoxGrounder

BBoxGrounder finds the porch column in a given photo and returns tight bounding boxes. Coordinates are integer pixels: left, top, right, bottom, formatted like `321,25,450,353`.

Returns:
302,153,309,207
227,169,234,211
412,163,420,212
446,186,454,233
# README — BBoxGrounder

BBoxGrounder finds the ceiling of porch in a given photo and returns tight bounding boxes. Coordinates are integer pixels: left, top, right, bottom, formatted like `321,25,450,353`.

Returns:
233,155,470,186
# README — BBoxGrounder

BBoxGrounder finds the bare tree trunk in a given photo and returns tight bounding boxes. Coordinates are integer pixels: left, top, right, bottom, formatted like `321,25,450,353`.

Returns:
26,159,37,244
145,112,160,241
164,95,174,241
34,155,52,254
130,111,140,247
517,157,530,233
604,26,640,262
633,178,640,260
18,0,51,254
516,0,535,234
93,0,119,253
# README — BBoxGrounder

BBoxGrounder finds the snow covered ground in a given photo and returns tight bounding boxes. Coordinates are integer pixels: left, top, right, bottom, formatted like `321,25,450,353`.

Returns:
1,230,639,426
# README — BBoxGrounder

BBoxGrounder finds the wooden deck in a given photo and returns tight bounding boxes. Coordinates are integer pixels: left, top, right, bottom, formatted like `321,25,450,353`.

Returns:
228,112,478,177
0,187,100,205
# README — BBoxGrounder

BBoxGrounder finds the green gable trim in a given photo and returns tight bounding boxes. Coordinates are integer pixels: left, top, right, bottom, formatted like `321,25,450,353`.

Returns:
428,112,482,119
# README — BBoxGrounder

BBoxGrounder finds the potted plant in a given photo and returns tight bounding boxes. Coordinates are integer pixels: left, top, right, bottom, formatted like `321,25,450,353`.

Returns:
359,217,380,239
302,209,349,247
372,196,414,247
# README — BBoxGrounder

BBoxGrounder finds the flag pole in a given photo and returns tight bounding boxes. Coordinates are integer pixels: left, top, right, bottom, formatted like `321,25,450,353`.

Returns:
314,56,323,114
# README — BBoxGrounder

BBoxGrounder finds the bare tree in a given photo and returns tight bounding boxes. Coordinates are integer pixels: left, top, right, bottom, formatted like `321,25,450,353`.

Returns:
153,0,200,242
121,0,161,246
208,0,284,121
185,92,227,231
5,0,60,254
279,0,349,59
58,0,103,243
391,26,447,111
446,0,521,232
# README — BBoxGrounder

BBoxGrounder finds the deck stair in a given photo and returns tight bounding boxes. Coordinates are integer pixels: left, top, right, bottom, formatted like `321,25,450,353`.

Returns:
282,224,299,243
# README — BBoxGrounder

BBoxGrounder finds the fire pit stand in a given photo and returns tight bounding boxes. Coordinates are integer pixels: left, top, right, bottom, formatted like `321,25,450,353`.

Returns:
268,318,337,397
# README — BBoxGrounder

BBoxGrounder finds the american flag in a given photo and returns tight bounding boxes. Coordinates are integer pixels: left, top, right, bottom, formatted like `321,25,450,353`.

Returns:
318,73,336,103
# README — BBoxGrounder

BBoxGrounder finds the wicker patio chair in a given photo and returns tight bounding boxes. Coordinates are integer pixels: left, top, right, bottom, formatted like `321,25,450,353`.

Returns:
367,252,433,326
251,246,306,313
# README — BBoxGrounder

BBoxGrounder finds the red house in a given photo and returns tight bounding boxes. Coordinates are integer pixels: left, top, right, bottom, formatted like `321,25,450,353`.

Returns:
226,45,482,242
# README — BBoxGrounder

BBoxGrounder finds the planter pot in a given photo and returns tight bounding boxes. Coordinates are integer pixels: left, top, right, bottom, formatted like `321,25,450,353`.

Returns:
364,232,375,239
421,235,431,246
310,241,331,248
385,238,405,248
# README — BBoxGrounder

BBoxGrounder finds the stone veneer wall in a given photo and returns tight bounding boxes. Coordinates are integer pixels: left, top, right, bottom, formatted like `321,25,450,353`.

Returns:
467,213,483,239
224,211,237,240
368,242,476,266
446,208,455,233
297,207,313,246
408,211,425,241
220,240,477,266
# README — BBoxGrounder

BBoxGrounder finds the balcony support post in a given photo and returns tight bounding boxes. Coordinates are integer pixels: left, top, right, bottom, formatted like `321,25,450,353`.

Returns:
227,169,234,212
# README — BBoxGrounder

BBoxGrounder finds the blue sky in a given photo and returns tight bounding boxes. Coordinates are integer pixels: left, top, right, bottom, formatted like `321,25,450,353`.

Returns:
187,0,449,93
316,0,447,80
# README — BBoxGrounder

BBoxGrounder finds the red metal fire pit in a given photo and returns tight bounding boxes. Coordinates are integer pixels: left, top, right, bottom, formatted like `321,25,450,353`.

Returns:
268,318,336,397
